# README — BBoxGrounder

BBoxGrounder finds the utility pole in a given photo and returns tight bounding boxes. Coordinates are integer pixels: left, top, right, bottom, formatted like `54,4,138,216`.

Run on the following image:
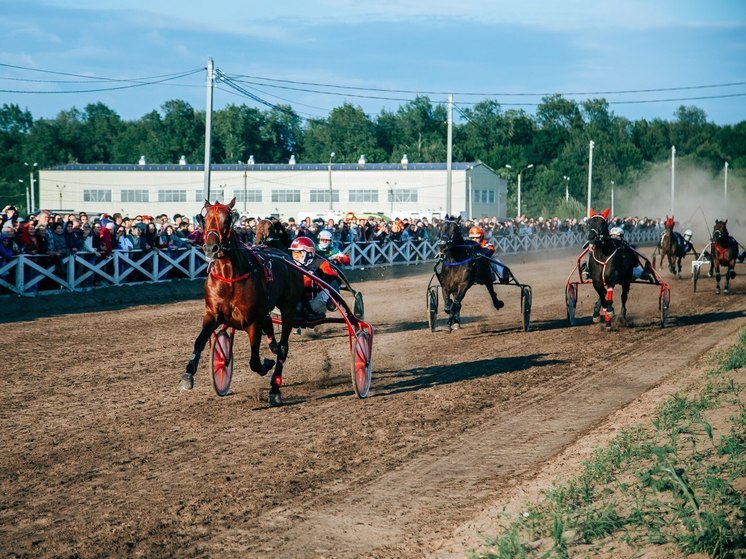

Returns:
25,162,37,212
446,94,453,216
610,180,615,217
203,58,214,202
724,161,729,217
243,170,248,214
56,184,66,210
563,175,570,202
328,152,335,211
670,146,676,215
587,140,594,217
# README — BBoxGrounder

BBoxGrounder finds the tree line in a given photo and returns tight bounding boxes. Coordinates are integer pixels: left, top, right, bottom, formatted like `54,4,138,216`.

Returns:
1,96,744,217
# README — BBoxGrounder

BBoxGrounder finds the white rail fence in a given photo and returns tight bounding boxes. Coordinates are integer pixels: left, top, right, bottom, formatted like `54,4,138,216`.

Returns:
0,228,660,296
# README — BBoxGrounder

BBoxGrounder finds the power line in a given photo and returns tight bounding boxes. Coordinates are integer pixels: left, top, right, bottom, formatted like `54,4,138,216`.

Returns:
229,73,746,97
0,68,204,95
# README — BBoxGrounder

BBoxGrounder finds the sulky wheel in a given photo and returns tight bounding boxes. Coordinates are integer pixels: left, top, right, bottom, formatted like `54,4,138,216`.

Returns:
211,327,235,397
427,286,439,332
692,264,699,292
521,286,532,332
354,291,365,319
659,287,670,328
351,329,372,398
566,283,578,326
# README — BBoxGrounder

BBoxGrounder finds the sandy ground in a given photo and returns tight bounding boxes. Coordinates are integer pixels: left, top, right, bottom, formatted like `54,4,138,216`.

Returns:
1,248,744,559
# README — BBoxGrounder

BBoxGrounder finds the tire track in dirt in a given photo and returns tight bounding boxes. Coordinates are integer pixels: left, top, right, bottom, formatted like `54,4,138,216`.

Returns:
1,251,743,559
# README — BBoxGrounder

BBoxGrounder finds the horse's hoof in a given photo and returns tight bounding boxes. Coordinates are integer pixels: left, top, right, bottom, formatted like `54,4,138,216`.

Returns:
179,373,194,390
451,322,461,330
724,288,729,294
592,315,601,324
269,389,282,407
715,288,721,295
260,358,276,376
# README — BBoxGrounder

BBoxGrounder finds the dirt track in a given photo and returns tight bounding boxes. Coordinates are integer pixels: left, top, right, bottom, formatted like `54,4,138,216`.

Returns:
1,249,744,558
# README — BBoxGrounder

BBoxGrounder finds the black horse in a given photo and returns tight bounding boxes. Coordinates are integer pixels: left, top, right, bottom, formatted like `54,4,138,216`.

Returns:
436,215,503,330
709,219,739,294
586,208,638,324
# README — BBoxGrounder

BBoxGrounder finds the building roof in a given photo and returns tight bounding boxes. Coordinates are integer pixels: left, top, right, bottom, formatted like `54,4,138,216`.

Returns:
46,162,482,172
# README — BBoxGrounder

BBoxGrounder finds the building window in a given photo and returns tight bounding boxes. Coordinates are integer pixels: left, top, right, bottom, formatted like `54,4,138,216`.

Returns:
121,189,149,203
83,189,112,203
387,189,418,203
349,190,379,203
488,190,495,204
271,189,300,203
196,189,226,203
310,189,339,203
158,190,187,203
235,190,263,203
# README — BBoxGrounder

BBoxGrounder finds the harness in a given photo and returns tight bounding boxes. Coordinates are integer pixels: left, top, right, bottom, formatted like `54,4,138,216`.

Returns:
203,203,272,286
712,237,736,263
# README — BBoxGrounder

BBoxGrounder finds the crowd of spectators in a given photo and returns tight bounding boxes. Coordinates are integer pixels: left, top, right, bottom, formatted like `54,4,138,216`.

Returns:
0,202,664,292
1,203,662,266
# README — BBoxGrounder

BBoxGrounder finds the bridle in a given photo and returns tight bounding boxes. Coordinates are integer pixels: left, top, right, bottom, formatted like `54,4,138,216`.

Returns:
202,203,236,256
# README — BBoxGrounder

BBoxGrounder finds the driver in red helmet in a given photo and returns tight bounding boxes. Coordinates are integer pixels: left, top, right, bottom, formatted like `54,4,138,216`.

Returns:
468,225,510,284
290,236,342,316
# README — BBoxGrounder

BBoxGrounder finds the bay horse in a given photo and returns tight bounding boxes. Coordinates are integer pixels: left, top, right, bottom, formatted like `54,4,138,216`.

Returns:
180,199,303,406
709,219,739,294
436,215,503,330
586,208,637,324
655,216,686,279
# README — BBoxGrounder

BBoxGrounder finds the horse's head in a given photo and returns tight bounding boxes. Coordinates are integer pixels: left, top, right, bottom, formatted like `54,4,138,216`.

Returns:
438,215,464,253
712,219,729,243
664,216,675,231
199,197,238,262
254,217,291,251
586,208,611,244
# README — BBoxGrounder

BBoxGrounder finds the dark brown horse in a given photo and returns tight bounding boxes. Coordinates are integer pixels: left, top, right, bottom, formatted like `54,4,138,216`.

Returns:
709,219,739,294
180,199,303,405
586,208,637,324
436,215,503,330
254,216,294,252
655,215,686,279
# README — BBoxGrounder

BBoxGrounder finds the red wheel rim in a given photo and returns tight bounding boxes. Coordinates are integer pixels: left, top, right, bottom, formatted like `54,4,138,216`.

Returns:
353,330,371,398
212,331,233,396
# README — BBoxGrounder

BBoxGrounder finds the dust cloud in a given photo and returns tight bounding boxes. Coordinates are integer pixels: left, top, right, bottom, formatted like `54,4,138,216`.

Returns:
615,160,745,247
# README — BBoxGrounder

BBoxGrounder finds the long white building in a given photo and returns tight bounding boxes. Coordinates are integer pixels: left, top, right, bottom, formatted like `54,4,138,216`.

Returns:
39,160,507,221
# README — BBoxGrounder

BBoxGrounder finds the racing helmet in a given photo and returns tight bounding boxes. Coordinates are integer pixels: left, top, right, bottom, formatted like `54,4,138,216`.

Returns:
290,236,315,266
468,226,484,241
318,229,333,250
684,229,693,242
609,226,624,239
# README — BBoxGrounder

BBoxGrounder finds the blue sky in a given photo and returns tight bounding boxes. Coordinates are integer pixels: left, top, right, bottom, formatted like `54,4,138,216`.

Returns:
2,0,745,125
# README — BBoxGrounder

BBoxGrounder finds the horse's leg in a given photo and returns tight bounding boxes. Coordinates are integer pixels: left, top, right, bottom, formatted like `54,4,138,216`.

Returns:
620,281,630,320
481,263,504,310
268,309,294,407
448,284,470,330
592,282,611,324
714,261,721,294
676,256,682,279
724,264,732,294
180,314,217,390
442,284,452,314
262,315,280,354
668,254,675,275
247,321,275,376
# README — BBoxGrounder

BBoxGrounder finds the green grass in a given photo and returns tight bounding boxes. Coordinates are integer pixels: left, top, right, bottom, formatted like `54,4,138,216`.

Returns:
474,329,746,559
